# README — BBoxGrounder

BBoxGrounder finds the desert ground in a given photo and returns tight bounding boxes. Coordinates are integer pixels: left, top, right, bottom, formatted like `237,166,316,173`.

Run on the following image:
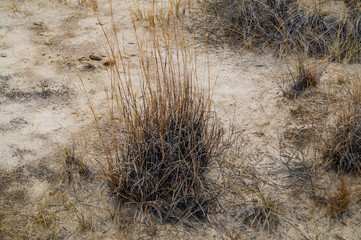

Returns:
1,0,361,239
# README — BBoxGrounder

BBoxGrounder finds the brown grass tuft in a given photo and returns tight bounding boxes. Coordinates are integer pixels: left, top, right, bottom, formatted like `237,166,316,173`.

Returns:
282,59,322,99
244,193,283,232
327,174,352,218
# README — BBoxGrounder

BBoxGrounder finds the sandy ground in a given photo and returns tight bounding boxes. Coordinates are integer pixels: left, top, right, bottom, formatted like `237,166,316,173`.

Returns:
1,0,102,169
1,0,361,239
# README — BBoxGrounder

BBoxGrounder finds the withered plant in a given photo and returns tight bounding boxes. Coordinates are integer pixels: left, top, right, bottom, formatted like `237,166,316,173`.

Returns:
83,7,233,223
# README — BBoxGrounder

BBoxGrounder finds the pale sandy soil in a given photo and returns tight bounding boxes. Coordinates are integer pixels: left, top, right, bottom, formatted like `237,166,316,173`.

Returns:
1,0,361,239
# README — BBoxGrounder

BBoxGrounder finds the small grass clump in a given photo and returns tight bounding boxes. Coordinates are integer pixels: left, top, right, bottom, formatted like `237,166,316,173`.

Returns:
204,0,361,62
327,175,352,218
323,105,361,173
244,193,283,232
87,11,232,223
283,60,321,99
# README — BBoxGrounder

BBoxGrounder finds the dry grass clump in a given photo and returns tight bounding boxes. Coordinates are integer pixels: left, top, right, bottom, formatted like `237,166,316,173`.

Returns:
322,79,361,173
204,0,361,62
105,75,224,222
327,175,353,218
87,11,232,223
242,193,283,232
283,60,322,99
322,105,361,173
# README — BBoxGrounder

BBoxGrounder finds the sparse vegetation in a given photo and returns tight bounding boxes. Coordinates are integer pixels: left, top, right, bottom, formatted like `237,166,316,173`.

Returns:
278,143,322,198
204,0,361,62
3,0,361,239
